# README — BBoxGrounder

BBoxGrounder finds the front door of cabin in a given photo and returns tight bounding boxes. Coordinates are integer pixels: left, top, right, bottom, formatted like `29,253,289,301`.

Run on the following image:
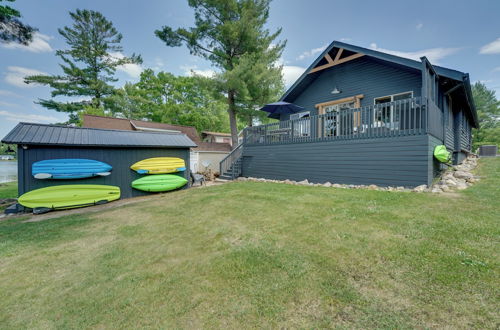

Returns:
322,101,355,137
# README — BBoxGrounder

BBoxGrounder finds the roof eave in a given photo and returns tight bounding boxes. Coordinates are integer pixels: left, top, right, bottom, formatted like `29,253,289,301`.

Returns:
281,40,467,102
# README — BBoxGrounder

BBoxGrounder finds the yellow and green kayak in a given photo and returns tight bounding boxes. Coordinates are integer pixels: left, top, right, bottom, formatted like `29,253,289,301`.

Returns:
18,185,121,211
130,157,186,174
131,174,187,192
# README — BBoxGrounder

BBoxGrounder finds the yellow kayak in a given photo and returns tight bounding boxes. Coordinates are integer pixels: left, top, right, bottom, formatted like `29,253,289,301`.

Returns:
130,157,186,174
18,185,121,211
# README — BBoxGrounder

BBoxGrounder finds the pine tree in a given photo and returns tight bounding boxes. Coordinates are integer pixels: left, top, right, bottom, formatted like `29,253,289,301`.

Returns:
155,0,285,147
0,0,36,45
25,9,142,123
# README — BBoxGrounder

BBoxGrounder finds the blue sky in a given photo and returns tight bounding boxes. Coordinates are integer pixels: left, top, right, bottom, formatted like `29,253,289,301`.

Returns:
1,0,499,138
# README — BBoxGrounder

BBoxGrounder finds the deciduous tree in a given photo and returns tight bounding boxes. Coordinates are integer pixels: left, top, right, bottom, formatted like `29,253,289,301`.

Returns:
107,69,232,133
472,82,500,149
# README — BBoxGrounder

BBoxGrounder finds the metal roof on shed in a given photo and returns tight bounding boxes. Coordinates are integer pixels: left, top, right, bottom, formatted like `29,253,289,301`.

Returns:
2,122,197,148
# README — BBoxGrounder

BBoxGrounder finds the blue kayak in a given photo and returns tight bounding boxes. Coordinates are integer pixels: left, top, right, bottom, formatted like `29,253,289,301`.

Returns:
32,159,112,179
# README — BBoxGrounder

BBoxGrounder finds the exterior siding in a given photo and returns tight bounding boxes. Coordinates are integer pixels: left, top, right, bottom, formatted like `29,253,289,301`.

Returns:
242,135,430,187
282,57,422,119
428,135,445,184
17,146,190,200
444,99,455,149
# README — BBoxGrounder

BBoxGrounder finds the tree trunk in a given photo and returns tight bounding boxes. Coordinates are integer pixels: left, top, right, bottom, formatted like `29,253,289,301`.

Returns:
227,90,239,148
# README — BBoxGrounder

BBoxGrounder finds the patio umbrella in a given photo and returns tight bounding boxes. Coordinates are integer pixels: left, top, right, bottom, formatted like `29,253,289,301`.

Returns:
260,102,305,119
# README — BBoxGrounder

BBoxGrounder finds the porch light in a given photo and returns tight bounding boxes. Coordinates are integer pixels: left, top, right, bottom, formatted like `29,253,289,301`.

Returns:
331,86,341,94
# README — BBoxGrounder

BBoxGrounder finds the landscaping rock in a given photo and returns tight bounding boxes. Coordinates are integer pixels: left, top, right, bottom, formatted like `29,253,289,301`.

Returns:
297,179,309,185
456,182,468,190
454,170,473,180
332,184,342,188
283,179,293,184
445,179,457,187
466,177,478,183
323,182,332,187
431,187,443,193
368,184,378,190
412,185,427,193
440,184,452,192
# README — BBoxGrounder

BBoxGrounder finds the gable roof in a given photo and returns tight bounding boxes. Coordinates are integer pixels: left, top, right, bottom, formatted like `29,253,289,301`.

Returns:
83,114,201,143
201,131,232,137
2,122,197,148
82,115,232,152
281,41,477,127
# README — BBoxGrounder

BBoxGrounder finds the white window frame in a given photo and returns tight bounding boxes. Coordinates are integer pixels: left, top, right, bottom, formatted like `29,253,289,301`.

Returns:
290,111,311,136
373,91,413,125
290,111,310,120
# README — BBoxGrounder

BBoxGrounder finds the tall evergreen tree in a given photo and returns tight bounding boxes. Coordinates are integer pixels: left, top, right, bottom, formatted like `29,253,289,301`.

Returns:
0,0,36,45
25,9,142,123
155,0,285,147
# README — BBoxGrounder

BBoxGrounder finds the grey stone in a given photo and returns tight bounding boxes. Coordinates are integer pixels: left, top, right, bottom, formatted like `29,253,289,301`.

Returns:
440,185,452,192
323,182,332,187
431,187,443,193
297,179,309,185
445,179,457,187
412,184,427,192
454,171,473,180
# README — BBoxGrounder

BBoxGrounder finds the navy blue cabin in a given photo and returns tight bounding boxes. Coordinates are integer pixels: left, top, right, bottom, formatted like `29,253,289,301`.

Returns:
2,123,197,204
221,41,478,187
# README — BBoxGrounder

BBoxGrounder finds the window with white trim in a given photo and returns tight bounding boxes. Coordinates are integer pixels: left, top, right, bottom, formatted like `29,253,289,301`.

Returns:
290,111,310,136
374,91,413,127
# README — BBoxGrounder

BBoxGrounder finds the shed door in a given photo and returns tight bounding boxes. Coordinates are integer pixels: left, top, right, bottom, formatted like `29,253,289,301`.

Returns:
190,151,199,173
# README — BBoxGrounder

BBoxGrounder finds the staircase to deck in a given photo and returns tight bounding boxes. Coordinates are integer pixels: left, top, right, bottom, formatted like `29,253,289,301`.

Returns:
219,143,243,180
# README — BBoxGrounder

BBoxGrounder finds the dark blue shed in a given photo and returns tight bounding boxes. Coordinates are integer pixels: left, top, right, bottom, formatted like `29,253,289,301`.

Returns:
2,122,197,201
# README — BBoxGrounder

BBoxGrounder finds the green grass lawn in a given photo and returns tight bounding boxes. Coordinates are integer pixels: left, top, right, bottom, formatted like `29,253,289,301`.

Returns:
0,181,17,199
0,160,498,328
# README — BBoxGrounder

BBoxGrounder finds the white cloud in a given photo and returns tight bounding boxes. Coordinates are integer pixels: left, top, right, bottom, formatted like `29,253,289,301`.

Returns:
181,65,216,78
4,66,47,88
480,38,500,54
296,44,327,61
369,43,460,64
152,57,165,71
2,32,53,53
282,65,306,87
0,110,59,123
493,67,500,72
339,38,352,42
109,52,143,78
416,23,423,30
0,101,19,108
0,89,22,98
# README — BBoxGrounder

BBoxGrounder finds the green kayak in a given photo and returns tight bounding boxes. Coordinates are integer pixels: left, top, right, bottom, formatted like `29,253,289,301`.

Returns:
131,174,188,192
18,185,121,210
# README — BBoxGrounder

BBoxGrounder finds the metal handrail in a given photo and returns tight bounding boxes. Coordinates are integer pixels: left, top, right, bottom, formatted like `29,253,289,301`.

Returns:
243,97,432,145
219,143,243,179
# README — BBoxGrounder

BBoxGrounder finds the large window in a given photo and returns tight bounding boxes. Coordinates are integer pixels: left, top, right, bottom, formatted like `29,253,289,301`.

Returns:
374,91,413,127
290,111,311,136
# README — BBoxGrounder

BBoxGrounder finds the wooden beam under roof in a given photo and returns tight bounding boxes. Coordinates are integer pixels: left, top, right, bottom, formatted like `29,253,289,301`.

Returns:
309,48,364,74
